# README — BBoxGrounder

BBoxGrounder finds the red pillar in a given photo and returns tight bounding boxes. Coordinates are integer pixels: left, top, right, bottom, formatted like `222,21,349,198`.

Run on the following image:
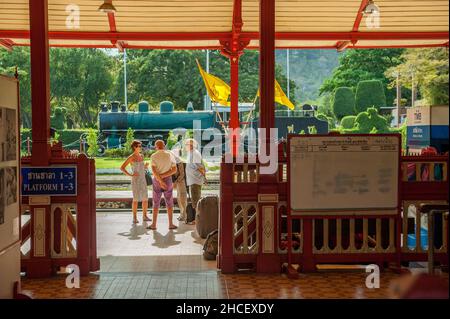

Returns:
29,0,51,165
230,54,240,156
259,0,275,130
256,0,280,273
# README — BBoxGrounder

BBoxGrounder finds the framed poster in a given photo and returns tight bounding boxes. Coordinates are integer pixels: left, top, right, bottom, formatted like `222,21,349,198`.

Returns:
0,74,20,298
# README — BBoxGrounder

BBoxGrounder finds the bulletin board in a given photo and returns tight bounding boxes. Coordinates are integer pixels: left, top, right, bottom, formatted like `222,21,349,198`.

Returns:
0,75,20,298
288,134,400,216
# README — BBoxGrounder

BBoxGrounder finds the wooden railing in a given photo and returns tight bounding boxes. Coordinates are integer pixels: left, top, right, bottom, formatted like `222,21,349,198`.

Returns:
312,217,396,254
219,147,449,273
20,143,99,278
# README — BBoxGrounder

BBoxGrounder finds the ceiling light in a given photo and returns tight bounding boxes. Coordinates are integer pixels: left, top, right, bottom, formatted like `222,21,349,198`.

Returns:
363,0,379,15
98,0,116,13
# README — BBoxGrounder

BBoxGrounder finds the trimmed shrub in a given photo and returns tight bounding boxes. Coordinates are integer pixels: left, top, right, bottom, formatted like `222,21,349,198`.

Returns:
317,113,336,130
124,128,135,153
340,115,356,129
354,107,389,133
50,107,67,130
332,87,356,120
86,128,99,157
355,80,387,113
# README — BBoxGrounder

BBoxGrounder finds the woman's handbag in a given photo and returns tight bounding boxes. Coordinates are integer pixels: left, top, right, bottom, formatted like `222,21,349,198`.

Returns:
145,170,152,186
185,187,196,224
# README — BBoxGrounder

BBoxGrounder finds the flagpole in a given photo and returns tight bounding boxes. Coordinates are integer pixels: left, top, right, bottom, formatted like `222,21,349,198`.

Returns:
124,48,128,107
287,48,290,116
204,49,211,111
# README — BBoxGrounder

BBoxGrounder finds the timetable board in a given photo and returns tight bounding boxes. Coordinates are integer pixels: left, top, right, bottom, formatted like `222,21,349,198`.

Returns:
288,134,400,215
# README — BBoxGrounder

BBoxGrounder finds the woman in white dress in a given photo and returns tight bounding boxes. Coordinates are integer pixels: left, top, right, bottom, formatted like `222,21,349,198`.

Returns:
120,140,151,224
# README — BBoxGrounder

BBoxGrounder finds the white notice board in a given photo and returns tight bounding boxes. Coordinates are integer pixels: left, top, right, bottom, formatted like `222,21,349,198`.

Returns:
0,75,20,298
289,135,400,215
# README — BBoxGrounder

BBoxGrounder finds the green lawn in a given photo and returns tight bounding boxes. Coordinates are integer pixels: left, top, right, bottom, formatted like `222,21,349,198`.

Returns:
95,158,127,169
95,157,220,171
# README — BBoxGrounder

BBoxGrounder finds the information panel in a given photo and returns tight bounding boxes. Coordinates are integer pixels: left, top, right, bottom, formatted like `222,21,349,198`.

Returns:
21,166,77,196
289,135,400,215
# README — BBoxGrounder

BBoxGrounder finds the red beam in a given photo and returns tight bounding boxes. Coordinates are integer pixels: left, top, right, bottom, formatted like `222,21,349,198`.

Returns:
107,12,117,32
274,32,449,41
353,0,369,32
0,39,14,51
1,30,447,42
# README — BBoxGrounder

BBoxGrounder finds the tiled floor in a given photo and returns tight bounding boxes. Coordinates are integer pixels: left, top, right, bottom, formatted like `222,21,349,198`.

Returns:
97,212,216,272
22,269,448,299
20,212,449,299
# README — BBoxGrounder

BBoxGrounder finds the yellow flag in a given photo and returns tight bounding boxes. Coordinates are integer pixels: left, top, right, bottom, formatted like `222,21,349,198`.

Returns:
196,59,230,107
256,80,295,110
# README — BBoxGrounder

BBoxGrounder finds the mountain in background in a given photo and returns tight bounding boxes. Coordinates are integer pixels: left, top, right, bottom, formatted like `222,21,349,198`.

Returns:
275,49,340,103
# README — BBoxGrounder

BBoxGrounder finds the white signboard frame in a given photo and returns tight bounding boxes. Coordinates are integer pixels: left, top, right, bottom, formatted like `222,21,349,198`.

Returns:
288,134,401,216
0,74,21,298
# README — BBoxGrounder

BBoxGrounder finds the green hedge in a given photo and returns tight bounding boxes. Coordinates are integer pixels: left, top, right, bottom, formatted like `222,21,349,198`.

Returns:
20,128,89,151
317,113,336,130
340,115,356,129
332,87,356,120
355,80,386,113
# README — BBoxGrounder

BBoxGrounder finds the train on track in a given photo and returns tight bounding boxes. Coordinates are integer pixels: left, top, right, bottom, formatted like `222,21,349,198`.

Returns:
98,100,329,150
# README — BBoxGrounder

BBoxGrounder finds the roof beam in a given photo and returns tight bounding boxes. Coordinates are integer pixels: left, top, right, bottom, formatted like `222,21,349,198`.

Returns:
336,40,352,52
106,8,126,52
353,0,370,32
0,30,448,44
334,0,369,50
0,39,14,51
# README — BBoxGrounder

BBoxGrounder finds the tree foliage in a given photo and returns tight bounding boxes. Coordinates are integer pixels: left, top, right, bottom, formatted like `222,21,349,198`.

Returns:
320,49,404,106
332,87,355,120
355,80,387,113
385,48,449,106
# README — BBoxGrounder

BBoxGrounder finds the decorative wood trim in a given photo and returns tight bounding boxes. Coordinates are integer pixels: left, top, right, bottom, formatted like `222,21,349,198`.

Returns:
262,206,274,253
29,196,50,205
258,194,278,203
33,208,46,257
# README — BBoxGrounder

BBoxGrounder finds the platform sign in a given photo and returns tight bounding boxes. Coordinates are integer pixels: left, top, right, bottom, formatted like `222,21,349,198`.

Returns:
21,166,77,196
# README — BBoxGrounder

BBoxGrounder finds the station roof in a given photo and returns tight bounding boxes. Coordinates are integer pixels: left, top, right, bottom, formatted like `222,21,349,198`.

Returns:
0,0,448,51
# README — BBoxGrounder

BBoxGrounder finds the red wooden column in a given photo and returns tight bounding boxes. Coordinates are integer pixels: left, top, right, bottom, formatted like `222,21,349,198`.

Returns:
24,0,52,278
259,0,275,131
256,0,280,273
29,0,51,165
221,0,248,156
229,55,240,156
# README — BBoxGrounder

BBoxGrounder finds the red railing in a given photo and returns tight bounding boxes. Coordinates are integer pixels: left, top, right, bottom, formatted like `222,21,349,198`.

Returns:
219,148,449,273
20,143,99,278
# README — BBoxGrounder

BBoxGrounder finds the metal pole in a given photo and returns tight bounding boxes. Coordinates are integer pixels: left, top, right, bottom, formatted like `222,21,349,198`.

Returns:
411,71,415,108
287,49,291,116
287,49,290,99
428,211,434,275
124,48,128,107
205,49,210,110
396,72,401,127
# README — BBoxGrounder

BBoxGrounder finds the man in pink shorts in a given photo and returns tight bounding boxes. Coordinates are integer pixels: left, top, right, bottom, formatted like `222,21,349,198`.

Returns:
147,140,177,230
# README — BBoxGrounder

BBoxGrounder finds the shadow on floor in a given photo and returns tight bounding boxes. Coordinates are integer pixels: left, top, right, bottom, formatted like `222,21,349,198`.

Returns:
117,223,150,240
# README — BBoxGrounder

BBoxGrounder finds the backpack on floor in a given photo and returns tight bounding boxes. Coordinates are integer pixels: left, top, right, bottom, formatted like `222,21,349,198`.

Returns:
203,229,218,260
186,203,196,224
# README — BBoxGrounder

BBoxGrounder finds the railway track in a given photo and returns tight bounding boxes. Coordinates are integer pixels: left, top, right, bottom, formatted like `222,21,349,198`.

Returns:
96,178,220,185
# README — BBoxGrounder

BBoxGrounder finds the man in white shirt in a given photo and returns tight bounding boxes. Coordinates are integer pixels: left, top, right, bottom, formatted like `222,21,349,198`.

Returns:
147,140,177,230
185,139,206,224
